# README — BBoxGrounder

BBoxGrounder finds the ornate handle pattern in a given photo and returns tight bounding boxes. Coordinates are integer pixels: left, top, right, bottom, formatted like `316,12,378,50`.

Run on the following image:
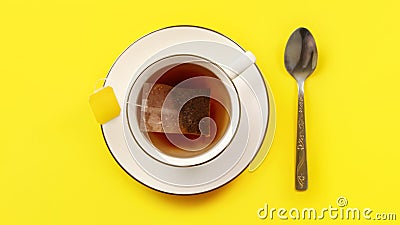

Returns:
296,88,308,191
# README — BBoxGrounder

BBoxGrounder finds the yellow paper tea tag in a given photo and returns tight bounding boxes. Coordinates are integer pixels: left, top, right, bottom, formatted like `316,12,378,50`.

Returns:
89,86,121,124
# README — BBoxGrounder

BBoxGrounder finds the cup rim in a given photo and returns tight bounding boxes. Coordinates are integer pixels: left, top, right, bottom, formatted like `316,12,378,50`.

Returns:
124,54,241,167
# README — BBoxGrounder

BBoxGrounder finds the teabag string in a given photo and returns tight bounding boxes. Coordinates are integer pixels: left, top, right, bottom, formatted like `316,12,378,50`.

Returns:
90,77,149,124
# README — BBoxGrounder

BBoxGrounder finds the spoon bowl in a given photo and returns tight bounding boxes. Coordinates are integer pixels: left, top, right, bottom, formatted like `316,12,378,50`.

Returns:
284,27,318,191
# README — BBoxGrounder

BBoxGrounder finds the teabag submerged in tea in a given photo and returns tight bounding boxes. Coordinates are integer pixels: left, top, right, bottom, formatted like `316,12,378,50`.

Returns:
140,83,211,136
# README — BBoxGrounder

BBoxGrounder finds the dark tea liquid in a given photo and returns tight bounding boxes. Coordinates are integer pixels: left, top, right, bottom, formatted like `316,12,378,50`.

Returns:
140,63,231,158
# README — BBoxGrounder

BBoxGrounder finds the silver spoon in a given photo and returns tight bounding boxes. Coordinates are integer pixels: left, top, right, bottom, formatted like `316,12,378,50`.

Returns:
284,27,318,191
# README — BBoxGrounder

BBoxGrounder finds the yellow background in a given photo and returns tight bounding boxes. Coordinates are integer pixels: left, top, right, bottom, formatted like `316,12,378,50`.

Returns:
1,0,399,224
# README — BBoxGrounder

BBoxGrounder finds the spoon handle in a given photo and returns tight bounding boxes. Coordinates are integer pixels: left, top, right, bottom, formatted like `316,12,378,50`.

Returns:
295,83,308,191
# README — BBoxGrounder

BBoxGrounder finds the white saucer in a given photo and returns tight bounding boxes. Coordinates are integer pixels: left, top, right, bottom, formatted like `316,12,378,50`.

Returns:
102,26,271,195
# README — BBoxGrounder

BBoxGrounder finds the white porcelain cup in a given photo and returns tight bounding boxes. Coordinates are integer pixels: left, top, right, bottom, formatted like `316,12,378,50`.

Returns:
125,52,255,167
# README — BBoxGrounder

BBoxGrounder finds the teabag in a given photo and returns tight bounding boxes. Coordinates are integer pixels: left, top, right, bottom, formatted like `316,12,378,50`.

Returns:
140,83,211,136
